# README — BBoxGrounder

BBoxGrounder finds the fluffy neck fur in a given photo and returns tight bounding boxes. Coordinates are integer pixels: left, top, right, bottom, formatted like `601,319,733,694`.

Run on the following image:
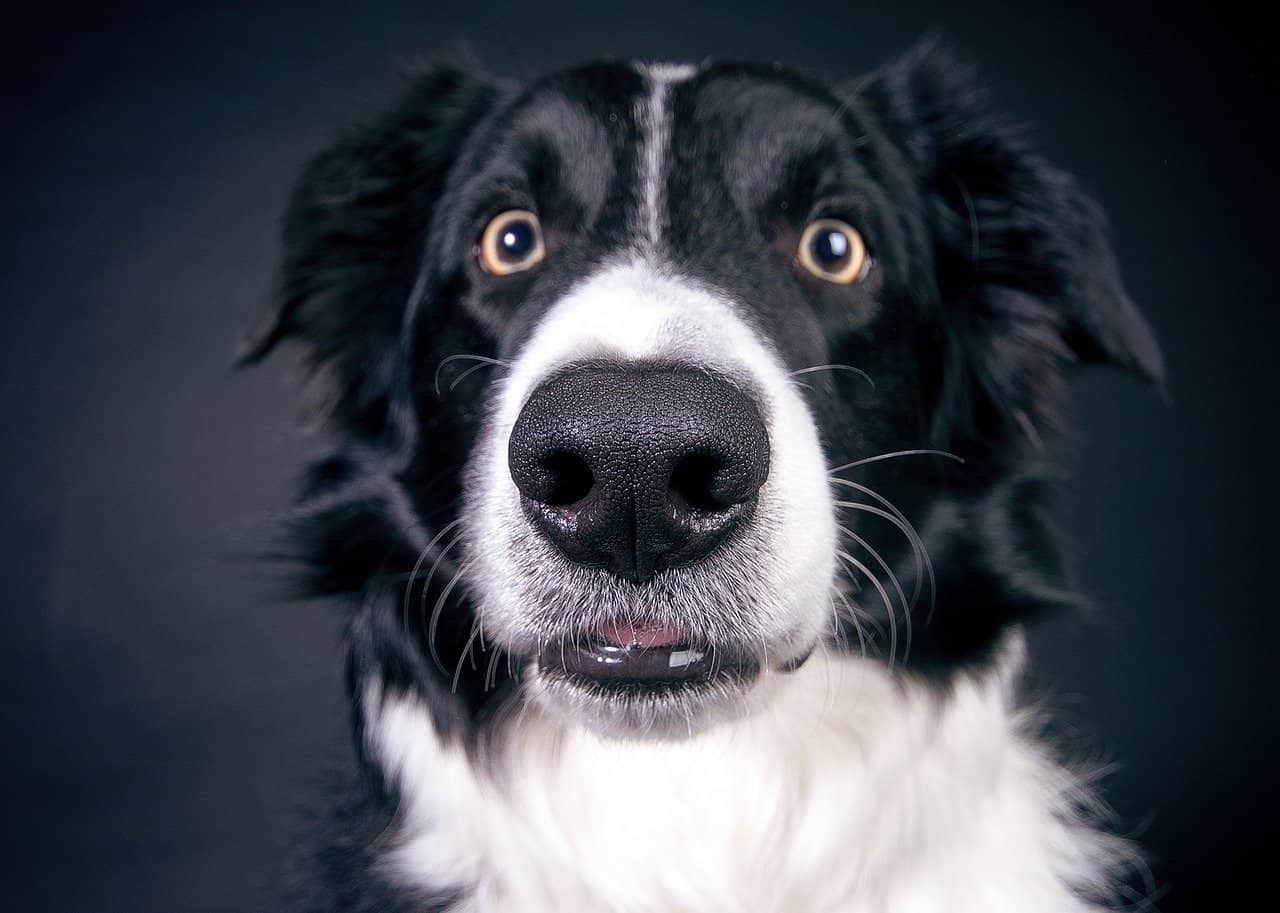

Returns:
365,633,1132,912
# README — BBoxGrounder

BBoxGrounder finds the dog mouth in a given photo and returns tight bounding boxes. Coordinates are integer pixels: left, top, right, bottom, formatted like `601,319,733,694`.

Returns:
542,620,756,686
530,620,772,735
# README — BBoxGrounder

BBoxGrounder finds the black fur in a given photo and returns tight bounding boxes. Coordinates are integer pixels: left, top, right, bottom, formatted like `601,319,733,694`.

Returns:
245,43,1160,908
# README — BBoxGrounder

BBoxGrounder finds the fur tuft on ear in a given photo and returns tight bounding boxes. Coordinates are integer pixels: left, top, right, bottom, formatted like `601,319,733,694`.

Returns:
854,40,1163,452
238,64,499,438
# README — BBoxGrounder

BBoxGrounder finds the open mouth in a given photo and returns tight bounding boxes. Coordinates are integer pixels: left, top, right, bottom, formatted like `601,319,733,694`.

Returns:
532,620,764,734
540,621,760,688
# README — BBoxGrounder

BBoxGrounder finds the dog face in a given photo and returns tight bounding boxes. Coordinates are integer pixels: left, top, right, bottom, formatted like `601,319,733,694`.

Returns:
243,46,1162,739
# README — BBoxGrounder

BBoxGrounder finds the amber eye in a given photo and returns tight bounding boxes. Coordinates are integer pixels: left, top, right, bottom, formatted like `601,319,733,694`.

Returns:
478,209,545,275
797,218,868,284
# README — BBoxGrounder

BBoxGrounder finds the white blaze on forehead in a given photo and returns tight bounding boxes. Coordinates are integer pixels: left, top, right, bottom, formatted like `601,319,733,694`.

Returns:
634,62,698,251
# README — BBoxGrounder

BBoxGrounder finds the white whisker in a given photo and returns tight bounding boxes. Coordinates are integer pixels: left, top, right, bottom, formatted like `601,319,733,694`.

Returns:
837,524,913,663
401,519,464,633
433,353,511,397
452,619,484,693
830,478,934,611
788,363,875,389
835,548,900,669
830,586,868,658
428,561,471,675
418,531,466,632
828,449,963,475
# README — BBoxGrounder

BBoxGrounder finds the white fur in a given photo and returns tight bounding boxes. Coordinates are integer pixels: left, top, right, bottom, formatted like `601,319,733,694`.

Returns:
369,634,1129,912
469,258,837,659
634,62,698,248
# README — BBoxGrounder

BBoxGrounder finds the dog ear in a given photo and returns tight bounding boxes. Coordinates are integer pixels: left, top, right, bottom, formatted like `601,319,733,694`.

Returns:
850,41,1164,448
238,64,499,435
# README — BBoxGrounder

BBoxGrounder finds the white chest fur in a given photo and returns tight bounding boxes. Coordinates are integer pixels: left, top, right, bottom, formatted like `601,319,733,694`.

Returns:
367,643,1130,913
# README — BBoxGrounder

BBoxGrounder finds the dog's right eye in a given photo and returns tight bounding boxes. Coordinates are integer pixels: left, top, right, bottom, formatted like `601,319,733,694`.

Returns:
796,218,868,285
478,210,546,276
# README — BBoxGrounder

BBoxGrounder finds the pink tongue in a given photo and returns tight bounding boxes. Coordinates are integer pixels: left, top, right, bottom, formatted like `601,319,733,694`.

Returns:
598,620,686,649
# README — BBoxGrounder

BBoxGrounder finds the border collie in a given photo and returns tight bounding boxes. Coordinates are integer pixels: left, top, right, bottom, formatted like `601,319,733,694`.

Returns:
243,41,1163,912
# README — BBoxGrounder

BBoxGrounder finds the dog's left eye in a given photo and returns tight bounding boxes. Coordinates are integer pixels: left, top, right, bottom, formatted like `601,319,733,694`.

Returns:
478,210,546,275
797,219,868,284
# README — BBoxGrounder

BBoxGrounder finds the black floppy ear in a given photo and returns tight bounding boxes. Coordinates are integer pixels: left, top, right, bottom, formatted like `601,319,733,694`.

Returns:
239,64,499,436
852,41,1163,448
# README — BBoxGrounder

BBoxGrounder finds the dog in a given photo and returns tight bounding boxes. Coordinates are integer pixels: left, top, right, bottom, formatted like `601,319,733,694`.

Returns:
242,41,1163,912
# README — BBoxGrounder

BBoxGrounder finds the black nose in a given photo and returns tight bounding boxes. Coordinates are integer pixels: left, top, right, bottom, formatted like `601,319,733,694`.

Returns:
508,364,770,583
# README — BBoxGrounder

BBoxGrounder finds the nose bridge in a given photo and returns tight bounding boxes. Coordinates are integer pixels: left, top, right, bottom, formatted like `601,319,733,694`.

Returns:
552,295,693,367
494,256,796,452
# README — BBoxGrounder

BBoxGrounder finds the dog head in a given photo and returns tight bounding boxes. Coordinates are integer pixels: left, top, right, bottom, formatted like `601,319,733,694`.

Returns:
244,44,1161,739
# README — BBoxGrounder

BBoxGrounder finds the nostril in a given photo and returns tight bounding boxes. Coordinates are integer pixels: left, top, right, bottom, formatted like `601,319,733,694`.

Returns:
668,453,727,512
542,451,595,506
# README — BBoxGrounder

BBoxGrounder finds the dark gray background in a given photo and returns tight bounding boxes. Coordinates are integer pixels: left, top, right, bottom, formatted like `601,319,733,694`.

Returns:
2,2,1273,910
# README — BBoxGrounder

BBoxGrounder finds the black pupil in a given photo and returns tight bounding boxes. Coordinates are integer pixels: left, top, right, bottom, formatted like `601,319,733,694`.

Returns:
499,220,535,260
811,228,849,266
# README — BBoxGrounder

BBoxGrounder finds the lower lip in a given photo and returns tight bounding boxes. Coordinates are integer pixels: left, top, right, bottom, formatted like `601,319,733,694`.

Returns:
540,625,760,687
548,640,716,683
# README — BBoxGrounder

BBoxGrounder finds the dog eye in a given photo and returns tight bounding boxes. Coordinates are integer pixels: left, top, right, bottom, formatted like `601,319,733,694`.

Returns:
478,210,546,275
797,219,868,284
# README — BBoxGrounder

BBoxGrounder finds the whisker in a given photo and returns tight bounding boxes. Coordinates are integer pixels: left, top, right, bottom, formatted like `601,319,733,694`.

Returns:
828,449,964,475
827,594,848,652
837,501,934,628
830,587,869,658
401,519,464,633
470,612,483,671
418,531,466,633
433,354,511,397
837,524,913,663
788,364,875,389
484,643,504,692
452,619,484,693
449,360,505,392
835,548,900,669
428,561,470,675
832,480,936,616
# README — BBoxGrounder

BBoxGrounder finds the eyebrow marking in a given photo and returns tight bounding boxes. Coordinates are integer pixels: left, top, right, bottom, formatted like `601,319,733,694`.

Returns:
634,62,698,252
